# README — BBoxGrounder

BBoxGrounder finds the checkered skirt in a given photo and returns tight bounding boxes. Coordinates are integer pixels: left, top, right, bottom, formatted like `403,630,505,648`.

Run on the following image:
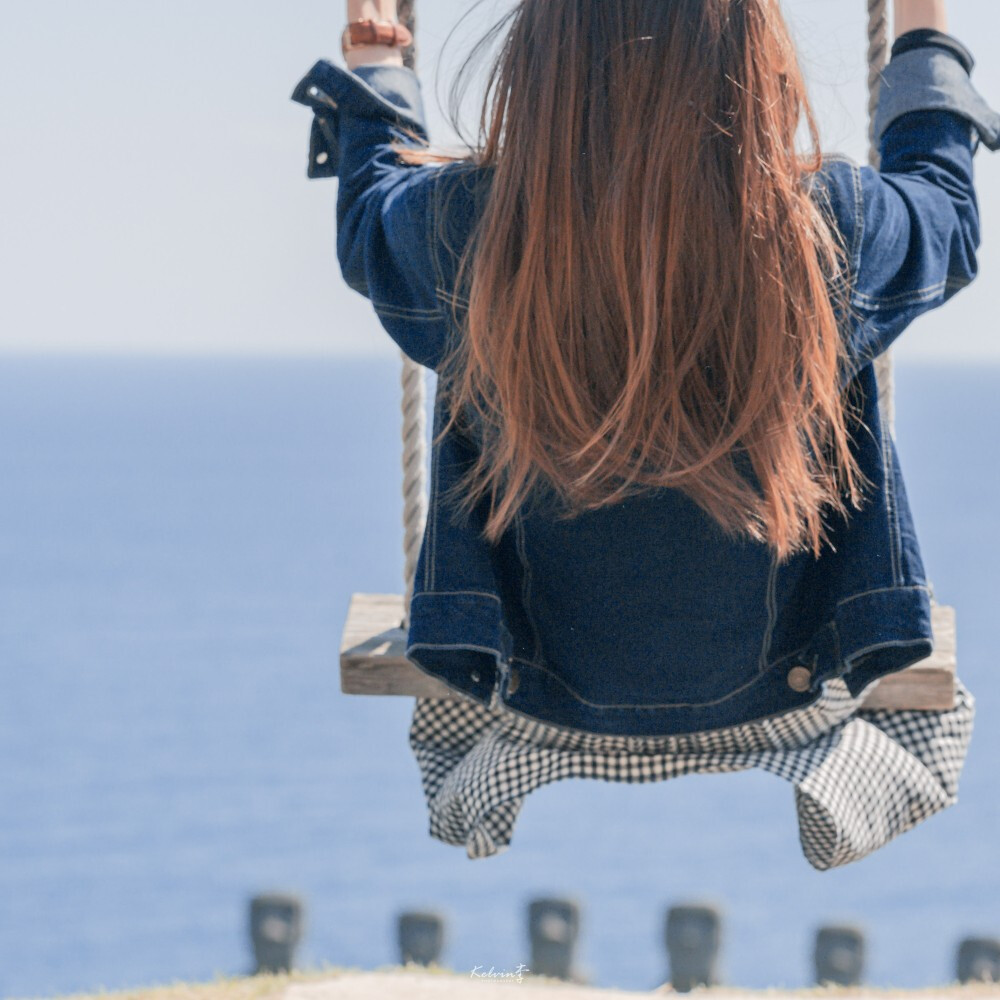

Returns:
408,675,974,869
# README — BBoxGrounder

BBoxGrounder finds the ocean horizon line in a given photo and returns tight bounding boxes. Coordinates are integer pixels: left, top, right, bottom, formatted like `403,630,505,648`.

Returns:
1,348,998,368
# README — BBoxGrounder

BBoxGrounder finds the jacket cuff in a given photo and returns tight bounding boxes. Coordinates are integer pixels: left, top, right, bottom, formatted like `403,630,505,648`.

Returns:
890,29,974,75
873,47,1000,152
290,60,429,179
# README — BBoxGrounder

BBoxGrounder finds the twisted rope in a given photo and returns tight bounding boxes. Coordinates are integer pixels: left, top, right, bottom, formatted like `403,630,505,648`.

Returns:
397,0,426,632
867,0,895,435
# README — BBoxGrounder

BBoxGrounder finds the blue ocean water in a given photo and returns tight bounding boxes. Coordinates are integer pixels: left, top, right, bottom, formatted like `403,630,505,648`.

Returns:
0,354,997,998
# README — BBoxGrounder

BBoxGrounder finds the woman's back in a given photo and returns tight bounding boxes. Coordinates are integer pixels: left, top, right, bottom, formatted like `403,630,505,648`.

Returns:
292,3,998,735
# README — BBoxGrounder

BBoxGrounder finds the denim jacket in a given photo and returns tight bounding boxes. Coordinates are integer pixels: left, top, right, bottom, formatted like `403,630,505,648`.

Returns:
292,39,1000,736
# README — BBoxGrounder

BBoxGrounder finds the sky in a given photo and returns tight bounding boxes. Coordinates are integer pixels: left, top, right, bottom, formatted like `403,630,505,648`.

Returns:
1,0,998,361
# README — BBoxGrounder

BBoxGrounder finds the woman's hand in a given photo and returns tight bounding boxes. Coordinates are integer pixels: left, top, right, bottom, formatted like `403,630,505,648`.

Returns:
347,0,397,18
345,0,404,69
894,0,948,35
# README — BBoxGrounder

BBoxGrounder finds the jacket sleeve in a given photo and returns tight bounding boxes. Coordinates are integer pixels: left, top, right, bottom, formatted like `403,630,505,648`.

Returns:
829,43,1000,375
291,60,450,371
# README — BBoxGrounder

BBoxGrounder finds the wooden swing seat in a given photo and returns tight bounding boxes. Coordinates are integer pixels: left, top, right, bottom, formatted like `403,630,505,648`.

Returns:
340,593,957,710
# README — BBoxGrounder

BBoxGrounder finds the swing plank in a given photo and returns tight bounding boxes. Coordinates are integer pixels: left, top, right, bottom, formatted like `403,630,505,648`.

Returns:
340,592,454,698
340,592,956,710
857,603,956,710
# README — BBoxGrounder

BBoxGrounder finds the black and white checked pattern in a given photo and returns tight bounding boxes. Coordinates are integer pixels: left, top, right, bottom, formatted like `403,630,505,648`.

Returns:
408,676,975,869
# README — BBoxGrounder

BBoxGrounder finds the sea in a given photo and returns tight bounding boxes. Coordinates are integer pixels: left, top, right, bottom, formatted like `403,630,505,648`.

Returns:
0,354,997,997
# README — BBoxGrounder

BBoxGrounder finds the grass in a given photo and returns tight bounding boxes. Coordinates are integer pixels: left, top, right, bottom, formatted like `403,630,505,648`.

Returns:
10,963,505,1000
16,964,1000,1000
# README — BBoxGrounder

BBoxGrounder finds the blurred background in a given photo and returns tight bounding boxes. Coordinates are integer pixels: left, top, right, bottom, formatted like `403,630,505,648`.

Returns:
1,0,998,995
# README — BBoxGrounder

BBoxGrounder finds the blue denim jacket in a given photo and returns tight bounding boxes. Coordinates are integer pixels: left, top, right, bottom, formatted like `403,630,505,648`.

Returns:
292,41,1000,736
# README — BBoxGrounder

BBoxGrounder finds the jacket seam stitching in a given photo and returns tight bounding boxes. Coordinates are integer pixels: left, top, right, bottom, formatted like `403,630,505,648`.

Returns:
406,581,930,630
889,436,905,584
845,636,932,664
508,654,787,709
514,510,544,665
420,182,441,591
848,160,864,274
413,589,503,602
372,301,445,319
758,556,780,674
430,426,439,590
426,396,440,590
428,172,451,369
834,583,929,608
436,285,470,308
408,583,927,610
852,279,955,310
880,425,903,585
408,641,501,656
429,178,448,291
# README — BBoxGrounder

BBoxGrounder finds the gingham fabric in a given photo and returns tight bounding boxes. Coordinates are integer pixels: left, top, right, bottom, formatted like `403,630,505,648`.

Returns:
408,675,975,869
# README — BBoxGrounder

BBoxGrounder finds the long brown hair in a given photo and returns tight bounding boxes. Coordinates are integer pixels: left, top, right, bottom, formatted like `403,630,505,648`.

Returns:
394,0,869,562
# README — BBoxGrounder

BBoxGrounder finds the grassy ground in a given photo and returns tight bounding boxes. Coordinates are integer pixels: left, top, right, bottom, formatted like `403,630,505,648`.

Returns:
11,964,353,1000
22,965,1000,1000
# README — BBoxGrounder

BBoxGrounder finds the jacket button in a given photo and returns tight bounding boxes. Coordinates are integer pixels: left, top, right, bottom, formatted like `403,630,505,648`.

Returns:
786,665,812,692
507,667,521,695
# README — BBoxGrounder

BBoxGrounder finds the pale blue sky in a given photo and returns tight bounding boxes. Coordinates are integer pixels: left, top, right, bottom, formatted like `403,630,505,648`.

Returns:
1,0,997,360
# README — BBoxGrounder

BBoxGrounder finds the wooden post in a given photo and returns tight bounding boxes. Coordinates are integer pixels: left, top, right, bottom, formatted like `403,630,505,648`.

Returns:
957,938,1000,983
665,903,723,992
398,909,445,966
814,924,866,986
528,897,584,983
249,892,304,974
